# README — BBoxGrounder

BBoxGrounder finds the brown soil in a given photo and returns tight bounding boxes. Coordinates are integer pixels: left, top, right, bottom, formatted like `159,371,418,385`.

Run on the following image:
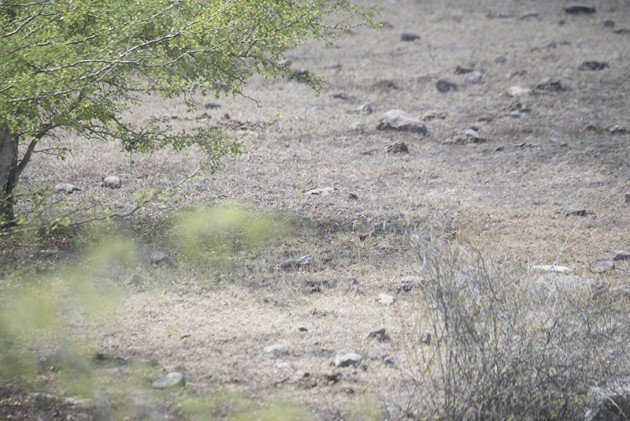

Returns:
3,0,629,419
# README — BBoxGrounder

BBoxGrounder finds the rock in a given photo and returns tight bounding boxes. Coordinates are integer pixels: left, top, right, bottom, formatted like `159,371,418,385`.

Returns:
436,79,457,92
290,69,312,83
55,182,80,194
377,110,428,134
442,129,485,145
281,254,315,269
610,285,630,298
534,274,603,296
467,71,483,84
382,354,396,367
264,344,289,356
421,332,432,345
506,86,531,97
401,33,421,41
101,175,122,189
454,65,474,74
495,56,508,64
305,187,335,196
626,193,630,204
532,265,572,273
608,125,628,134
387,141,409,154
352,102,373,115
332,92,351,100
613,251,630,261
126,273,144,286
151,372,185,389
602,19,615,28
343,275,359,285
367,328,390,342
579,61,609,71
590,260,615,273
204,102,221,109
348,193,359,201
584,377,630,421
298,326,309,332
148,249,172,266
535,77,563,91
377,293,396,305
565,4,596,15
531,37,556,51
422,111,447,121
334,352,362,368
557,205,587,216
349,122,367,131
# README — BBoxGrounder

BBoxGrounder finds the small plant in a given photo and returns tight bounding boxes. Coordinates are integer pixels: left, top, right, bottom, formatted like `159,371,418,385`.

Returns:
402,228,630,419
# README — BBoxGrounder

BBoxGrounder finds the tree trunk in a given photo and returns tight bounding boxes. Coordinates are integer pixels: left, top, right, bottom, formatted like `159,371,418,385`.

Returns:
0,125,19,227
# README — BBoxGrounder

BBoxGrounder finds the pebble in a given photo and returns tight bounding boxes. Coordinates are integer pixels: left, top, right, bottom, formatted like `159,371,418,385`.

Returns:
264,344,289,356
578,61,609,71
401,33,421,41
343,275,359,285
590,260,615,273
536,77,563,91
613,251,630,261
601,19,615,28
383,354,396,367
467,71,483,84
55,182,80,194
352,102,373,115
531,38,556,51
367,328,391,342
101,175,122,189
377,293,396,305
454,65,474,74
421,332,432,345
626,193,630,204
506,86,531,97
334,352,362,368
281,254,315,269
436,79,458,92
377,110,428,134
564,4,596,14
557,205,587,216
387,141,409,154
151,372,185,389
149,249,172,266
532,265,572,273
495,56,508,64
442,129,485,145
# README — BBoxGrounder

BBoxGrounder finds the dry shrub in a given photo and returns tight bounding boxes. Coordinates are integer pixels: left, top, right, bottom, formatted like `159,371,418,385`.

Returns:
402,228,629,420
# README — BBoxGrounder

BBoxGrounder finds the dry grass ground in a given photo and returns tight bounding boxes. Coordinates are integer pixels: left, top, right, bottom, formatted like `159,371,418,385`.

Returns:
2,0,630,419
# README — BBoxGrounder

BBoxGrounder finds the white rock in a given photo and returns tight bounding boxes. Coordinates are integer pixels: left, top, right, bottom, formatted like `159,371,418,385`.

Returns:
377,110,428,134
151,372,185,389
264,344,289,356
102,175,122,189
532,265,572,273
377,293,396,305
506,86,532,97
334,352,362,367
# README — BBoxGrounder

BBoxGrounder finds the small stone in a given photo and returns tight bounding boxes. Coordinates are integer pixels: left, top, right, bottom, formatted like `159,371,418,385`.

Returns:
478,114,495,122
367,328,390,342
126,273,144,286
536,77,563,91
352,102,373,115
626,193,630,204
613,251,630,261
204,102,221,109
377,110,428,134
436,79,457,92
532,265,572,273
531,38,556,51
343,275,359,285
298,326,309,332
609,125,628,134
578,61,609,71
506,86,531,97
149,249,172,266
401,33,421,41
332,92,351,100
102,176,122,189
151,372,185,389
264,344,289,356
495,56,508,64
464,129,484,142
564,4,596,14
467,71,483,84
387,141,409,154
334,352,362,368
602,19,615,28
421,332,432,345
382,354,396,367
377,293,396,305
454,65,474,74
55,182,80,194
557,205,587,216
590,260,615,273
281,254,315,269
348,193,359,201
